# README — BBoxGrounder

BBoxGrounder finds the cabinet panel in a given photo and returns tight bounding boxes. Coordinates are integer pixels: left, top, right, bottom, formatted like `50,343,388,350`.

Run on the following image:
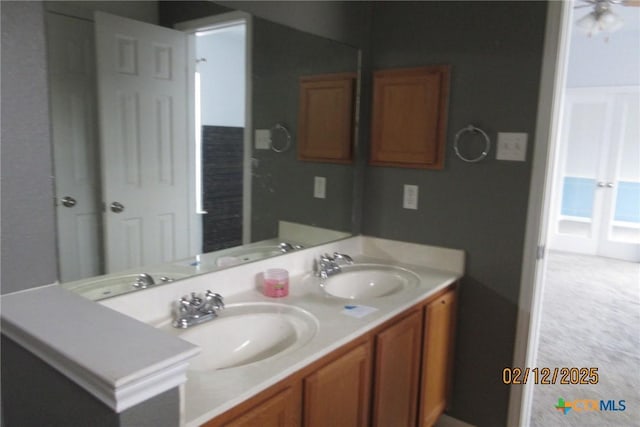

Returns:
298,73,355,163
204,382,301,427
419,290,457,427
304,341,372,427
370,66,450,169
372,309,423,427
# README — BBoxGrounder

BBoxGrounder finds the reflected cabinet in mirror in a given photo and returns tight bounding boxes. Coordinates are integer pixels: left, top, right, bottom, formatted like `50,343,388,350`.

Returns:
46,1,360,300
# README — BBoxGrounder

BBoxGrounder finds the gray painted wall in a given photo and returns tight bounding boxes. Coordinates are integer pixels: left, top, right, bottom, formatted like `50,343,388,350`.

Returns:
1,1,58,294
363,2,547,426
1,336,179,427
250,17,358,240
160,2,363,240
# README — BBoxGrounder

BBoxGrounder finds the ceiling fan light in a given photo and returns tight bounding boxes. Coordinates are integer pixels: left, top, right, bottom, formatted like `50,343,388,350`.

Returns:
577,11,600,35
597,9,624,32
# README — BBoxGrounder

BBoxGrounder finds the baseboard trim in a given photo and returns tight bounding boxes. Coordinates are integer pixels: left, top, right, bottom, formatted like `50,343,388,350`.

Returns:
436,414,477,427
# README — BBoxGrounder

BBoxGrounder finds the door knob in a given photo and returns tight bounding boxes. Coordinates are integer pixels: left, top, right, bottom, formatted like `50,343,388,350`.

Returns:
110,201,125,213
61,196,77,208
597,182,615,188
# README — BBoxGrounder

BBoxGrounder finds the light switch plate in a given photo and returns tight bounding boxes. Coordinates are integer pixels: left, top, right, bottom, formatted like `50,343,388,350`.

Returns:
496,132,528,161
255,129,271,150
314,176,326,199
403,185,418,210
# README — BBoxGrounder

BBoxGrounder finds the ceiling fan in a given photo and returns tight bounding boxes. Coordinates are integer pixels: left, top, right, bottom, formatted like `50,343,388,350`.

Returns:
574,0,640,37
574,0,640,36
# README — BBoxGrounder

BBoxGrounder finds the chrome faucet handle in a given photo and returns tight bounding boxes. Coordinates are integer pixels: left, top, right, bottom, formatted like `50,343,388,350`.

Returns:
134,273,155,289
319,253,333,263
333,252,353,264
278,242,294,252
204,290,224,310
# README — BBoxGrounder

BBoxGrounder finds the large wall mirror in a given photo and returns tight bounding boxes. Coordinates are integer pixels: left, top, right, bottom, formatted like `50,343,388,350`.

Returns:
47,1,360,300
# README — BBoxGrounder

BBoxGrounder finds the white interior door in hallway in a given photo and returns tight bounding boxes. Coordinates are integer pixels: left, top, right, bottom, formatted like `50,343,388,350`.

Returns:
549,86,640,262
95,12,193,272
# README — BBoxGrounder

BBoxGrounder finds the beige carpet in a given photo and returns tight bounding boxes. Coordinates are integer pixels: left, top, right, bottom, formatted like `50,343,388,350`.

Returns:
529,251,640,427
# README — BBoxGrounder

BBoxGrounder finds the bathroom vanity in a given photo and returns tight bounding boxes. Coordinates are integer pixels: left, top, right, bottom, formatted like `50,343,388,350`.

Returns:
205,285,456,427
1,236,463,427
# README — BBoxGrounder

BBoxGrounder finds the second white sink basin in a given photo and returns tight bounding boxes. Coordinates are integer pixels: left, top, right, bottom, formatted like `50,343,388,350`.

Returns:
320,264,420,299
64,271,190,300
175,303,318,372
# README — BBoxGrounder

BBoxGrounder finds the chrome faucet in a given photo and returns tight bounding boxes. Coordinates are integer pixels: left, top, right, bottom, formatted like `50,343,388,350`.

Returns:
278,242,304,253
133,273,155,289
315,252,353,279
172,290,224,329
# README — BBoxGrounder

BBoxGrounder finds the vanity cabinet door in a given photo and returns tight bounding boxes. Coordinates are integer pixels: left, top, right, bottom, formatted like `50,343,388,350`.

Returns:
372,309,423,427
419,289,457,427
208,382,302,427
303,340,372,427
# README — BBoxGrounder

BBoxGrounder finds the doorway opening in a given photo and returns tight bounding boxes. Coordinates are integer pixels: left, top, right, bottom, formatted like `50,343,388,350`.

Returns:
512,1,640,425
177,12,253,252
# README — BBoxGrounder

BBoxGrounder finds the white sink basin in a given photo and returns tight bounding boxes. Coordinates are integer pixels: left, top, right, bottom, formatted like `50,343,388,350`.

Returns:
174,303,318,372
319,264,419,299
65,272,190,300
215,246,284,266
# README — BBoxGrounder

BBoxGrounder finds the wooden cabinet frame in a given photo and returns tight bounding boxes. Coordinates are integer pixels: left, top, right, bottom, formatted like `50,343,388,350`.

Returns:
297,73,356,163
370,66,451,169
205,283,458,427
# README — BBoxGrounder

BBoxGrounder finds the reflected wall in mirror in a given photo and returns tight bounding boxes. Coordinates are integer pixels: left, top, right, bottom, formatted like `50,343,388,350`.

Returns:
47,1,360,300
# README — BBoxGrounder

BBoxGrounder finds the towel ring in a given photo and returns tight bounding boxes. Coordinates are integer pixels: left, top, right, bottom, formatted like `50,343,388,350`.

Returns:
453,125,491,163
271,123,292,153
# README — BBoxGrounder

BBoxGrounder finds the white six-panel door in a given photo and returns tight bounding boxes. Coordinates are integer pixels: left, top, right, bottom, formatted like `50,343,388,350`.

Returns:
95,12,191,272
47,12,103,282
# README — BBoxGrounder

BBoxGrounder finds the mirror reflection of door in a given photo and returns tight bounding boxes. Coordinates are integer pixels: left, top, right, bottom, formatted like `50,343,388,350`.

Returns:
47,13,103,282
549,86,640,262
95,12,194,273
48,7,251,279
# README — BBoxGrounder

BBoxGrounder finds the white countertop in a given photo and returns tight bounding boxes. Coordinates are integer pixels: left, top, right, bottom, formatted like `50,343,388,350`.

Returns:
1,235,464,424
0,285,200,412
173,258,461,426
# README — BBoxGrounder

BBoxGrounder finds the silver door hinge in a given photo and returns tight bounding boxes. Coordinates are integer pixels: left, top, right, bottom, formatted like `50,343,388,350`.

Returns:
536,244,546,260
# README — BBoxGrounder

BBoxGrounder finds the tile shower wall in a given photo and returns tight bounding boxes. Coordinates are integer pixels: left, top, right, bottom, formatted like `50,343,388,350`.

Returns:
201,125,243,252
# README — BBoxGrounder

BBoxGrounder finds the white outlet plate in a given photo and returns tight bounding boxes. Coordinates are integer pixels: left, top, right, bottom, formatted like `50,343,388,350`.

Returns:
496,132,528,161
314,176,326,199
255,129,271,150
403,185,418,210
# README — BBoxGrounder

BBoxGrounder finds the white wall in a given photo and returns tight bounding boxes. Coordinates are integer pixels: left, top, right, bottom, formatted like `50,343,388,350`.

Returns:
196,25,246,127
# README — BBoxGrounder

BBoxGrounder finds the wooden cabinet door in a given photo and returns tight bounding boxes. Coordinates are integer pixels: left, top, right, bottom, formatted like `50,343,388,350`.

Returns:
212,383,301,427
303,341,372,427
372,309,423,427
370,66,450,169
298,73,355,163
419,290,457,427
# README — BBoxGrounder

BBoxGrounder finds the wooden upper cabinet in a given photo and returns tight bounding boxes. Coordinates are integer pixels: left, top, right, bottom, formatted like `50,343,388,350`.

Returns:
297,73,356,163
370,66,451,169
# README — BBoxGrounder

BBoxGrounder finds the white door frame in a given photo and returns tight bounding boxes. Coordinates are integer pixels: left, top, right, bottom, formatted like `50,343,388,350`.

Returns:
175,11,253,246
507,1,573,426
